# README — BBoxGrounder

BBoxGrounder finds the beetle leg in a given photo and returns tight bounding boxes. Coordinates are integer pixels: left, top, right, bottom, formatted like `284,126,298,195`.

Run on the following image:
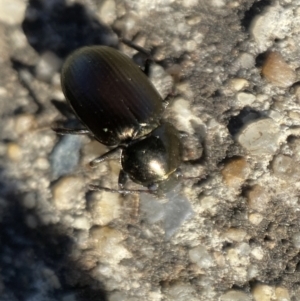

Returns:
118,169,129,189
89,146,122,167
52,127,90,135
120,37,151,57
89,184,154,195
120,37,154,76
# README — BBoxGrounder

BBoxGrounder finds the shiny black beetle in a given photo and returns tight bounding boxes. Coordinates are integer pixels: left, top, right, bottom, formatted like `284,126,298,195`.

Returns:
54,46,182,194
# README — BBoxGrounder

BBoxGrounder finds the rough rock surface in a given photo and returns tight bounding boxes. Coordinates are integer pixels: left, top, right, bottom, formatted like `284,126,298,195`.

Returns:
1,0,300,300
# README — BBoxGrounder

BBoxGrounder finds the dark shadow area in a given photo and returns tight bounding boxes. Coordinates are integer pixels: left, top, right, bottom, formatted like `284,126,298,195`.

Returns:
227,107,264,136
0,179,108,301
22,0,117,59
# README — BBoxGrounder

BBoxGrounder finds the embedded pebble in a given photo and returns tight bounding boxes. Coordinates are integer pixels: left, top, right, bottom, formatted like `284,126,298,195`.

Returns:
88,191,122,226
140,183,194,239
163,282,197,301
98,0,117,25
221,157,250,189
188,245,214,269
275,287,290,301
246,185,270,212
72,215,90,230
272,154,298,180
292,232,300,249
182,0,198,7
292,85,300,103
229,78,249,91
248,213,263,225
52,176,85,211
14,114,36,135
252,284,274,301
89,226,131,263
50,135,82,178
238,53,255,69
236,118,281,155
199,196,218,215
220,290,251,301
236,92,256,107
226,243,250,267
7,143,22,162
251,247,264,261
0,0,26,25
250,4,293,52
261,52,296,88
224,228,247,242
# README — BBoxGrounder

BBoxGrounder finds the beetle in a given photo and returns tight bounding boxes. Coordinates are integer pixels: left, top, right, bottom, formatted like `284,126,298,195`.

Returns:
53,45,182,194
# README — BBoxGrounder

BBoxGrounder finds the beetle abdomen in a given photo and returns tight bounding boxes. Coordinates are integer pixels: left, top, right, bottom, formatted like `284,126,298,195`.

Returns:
61,46,164,145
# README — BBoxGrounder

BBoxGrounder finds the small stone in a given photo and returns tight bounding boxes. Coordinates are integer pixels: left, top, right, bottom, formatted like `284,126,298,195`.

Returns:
182,0,198,7
220,290,251,301
224,228,247,242
99,0,117,25
252,284,275,301
164,282,197,301
261,52,296,88
89,226,131,263
236,118,281,155
238,53,255,69
72,215,90,230
14,114,36,135
275,287,290,301
199,196,218,214
226,243,250,268
229,78,249,91
250,4,293,52
0,0,26,25
88,191,122,226
7,143,22,162
108,291,126,301
251,247,264,260
52,176,85,211
272,154,298,180
249,213,263,225
246,185,270,212
221,157,250,189
292,232,300,249
236,92,256,106
292,85,300,102
140,183,194,239
188,246,214,269
50,135,82,179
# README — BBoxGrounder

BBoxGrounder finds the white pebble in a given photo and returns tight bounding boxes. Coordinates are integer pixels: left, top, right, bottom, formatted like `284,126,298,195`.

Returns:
236,92,256,106
252,284,274,301
250,3,293,52
292,232,300,248
72,216,90,230
189,246,214,269
236,118,281,155
220,290,251,301
0,0,26,25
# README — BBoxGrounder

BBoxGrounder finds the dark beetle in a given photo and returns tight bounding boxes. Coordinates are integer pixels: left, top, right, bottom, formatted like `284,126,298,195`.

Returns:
54,46,182,194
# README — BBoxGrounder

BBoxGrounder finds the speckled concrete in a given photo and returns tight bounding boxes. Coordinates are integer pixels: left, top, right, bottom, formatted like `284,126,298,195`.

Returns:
1,0,300,300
